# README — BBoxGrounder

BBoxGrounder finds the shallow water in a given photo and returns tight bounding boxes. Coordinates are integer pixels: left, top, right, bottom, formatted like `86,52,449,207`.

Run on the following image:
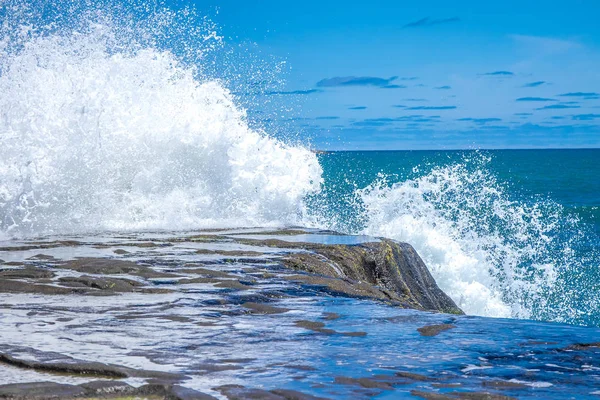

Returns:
1,231,600,399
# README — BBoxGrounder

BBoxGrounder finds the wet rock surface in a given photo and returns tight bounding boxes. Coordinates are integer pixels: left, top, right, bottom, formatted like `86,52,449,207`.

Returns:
0,228,599,399
0,231,459,313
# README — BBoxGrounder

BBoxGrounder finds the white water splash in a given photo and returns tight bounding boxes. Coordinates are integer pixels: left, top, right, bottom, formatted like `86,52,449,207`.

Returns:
358,159,569,318
0,5,322,237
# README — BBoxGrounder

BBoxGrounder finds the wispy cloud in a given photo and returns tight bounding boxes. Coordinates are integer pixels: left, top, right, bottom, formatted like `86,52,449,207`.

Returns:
264,89,322,95
481,71,514,76
516,97,555,102
522,81,547,88
381,84,407,89
348,106,367,110
315,116,340,120
457,118,502,124
572,114,600,121
352,118,394,127
536,104,581,110
351,115,443,127
510,34,582,55
316,76,398,88
434,86,452,90
404,98,428,102
399,77,419,81
558,92,600,97
514,113,533,116
406,106,457,110
403,17,460,29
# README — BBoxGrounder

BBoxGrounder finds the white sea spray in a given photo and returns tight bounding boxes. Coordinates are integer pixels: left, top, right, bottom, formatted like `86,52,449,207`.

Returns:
0,2,322,236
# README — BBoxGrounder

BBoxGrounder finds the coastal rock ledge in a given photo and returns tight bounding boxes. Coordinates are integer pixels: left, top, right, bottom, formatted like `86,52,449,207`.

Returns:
0,228,463,400
277,236,461,314
0,228,461,314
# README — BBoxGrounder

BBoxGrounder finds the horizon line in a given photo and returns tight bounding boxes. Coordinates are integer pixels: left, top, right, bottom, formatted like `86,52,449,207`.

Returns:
312,147,600,153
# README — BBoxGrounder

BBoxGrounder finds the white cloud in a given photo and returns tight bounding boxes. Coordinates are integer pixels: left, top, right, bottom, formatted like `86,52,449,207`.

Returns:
509,34,583,55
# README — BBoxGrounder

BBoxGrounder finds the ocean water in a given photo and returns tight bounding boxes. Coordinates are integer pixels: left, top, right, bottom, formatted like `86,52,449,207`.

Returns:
0,0,599,329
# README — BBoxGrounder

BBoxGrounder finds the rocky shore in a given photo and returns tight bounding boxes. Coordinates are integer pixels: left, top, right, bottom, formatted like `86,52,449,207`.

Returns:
1,228,599,399
0,229,461,314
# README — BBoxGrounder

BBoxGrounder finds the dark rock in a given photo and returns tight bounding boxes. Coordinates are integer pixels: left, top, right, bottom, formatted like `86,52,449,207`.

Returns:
294,320,335,335
395,371,436,381
412,391,516,400
215,384,285,400
79,380,136,396
270,388,330,400
0,346,186,382
215,358,256,364
160,315,194,323
283,364,317,371
232,229,309,236
321,312,341,321
60,258,141,274
216,385,327,400
278,239,461,314
432,383,463,388
0,280,78,295
0,351,128,378
334,376,394,390
214,280,253,290
418,324,457,337
519,340,558,346
283,274,393,302
481,380,527,389
169,385,219,400
177,277,221,285
135,383,172,397
454,392,517,400
191,363,243,373
0,240,81,252
565,342,600,351
180,267,237,279
26,254,57,261
58,275,142,292
340,331,367,337
242,302,290,314
196,249,263,257
0,267,55,279
177,234,225,242
0,381,86,399
411,390,456,400
58,257,176,278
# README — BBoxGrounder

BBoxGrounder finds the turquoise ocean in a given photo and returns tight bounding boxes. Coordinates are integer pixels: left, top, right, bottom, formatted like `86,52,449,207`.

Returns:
312,149,600,326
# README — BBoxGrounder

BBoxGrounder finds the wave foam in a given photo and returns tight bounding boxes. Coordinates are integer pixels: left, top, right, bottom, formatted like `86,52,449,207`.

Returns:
0,11,322,237
358,158,573,318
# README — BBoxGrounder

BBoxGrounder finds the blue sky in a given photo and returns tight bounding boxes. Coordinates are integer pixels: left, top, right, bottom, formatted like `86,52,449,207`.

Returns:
196,0,600,149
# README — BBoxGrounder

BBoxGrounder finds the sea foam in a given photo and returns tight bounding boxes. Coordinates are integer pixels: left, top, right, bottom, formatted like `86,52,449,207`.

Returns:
357,157,584,319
